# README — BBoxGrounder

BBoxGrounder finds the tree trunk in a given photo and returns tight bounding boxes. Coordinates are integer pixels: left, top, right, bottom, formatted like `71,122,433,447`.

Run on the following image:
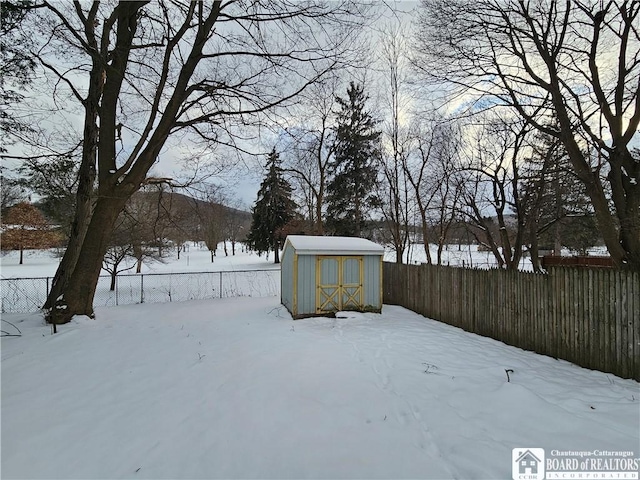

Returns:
550,85,628,267
44,191,94,310
552,169,562,255
19,246,23,265
609,149,640,270
110,271,116,291
43,54,101,310
315,198,324,235
210,250,214,263
395,249,403,264
530,223,542,273
47,196,127,324
274,240,280,264
417,203,432,265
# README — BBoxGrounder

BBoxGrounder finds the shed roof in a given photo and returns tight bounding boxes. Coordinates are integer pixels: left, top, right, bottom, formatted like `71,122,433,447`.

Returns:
285,235,384,255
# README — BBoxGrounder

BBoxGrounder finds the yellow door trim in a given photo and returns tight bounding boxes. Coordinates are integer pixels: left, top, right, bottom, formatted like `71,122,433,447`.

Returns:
316,255,363,313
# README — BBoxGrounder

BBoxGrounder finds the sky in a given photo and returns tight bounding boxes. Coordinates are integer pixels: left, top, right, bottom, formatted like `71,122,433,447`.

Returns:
3,2,420,209
3,1,418,209
145,1,420,208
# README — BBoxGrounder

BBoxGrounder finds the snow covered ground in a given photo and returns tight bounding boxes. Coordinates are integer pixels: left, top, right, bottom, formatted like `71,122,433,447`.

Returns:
1,245,281,313
1,243,526,313
383,243,536,270
0,242,610,280
2,297,638,479
0,242,278,279
0,242,534,281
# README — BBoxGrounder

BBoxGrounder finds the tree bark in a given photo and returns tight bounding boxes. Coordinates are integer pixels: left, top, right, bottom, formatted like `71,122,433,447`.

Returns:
41,0,363,322
43,40,101,310
48,196,128,323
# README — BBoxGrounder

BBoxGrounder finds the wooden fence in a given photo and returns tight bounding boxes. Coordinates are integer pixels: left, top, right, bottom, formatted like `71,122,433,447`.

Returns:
383,262,640,381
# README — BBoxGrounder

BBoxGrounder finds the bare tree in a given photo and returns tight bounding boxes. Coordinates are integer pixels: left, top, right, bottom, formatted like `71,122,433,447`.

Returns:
223,196,250,256
377,23,412,264
402,117,462,265
281,75,342,235
201,205,225,263
22,1,371,323
415,0,640,270
192,186,227,263
124,187,168,273
458,116,534,270
102,229,134,292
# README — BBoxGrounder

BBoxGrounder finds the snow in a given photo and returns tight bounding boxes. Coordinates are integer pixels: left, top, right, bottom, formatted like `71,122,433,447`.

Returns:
2,298,638,479
384,243,535,270
1,242,611,280
285,235,385,255
0,243,278,279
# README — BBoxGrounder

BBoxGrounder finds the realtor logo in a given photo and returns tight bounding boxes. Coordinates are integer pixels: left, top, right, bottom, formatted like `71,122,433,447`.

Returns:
512,448,545,480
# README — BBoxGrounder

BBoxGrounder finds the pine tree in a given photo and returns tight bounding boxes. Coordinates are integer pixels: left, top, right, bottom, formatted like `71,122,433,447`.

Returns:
325,82,381,237
17,155,78,238
521,128,599,265
246,149,297,263
0,0,36,145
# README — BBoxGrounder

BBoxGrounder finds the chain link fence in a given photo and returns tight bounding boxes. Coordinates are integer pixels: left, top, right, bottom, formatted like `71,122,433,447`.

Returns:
1,270,281,314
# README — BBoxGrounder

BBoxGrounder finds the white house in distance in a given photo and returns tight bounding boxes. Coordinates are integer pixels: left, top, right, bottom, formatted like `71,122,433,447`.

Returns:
280,235,384,319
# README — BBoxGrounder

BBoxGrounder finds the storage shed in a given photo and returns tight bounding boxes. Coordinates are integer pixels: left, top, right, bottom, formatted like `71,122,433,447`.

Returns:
281,235,384,319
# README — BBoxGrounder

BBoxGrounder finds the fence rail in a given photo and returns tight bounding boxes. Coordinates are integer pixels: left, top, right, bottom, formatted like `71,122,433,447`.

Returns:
1,269,280,314
383,262,640,381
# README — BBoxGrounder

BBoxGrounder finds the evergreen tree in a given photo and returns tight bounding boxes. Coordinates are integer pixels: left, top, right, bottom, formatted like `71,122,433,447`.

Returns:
521,128,600,265
17,156,78,238
325,82,381,237
1,0,36,145
246,149,297,263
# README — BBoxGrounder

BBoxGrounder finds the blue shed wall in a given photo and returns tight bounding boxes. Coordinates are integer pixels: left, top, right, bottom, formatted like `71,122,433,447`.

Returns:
296,255,316,315
280,245,294,313
281,241,383,318
362,255,382,309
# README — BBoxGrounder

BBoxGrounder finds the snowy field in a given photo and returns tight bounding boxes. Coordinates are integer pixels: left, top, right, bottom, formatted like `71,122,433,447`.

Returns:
1,245,281,313
2,297,638,479
0,242,540,281
0,242,611,280
1,243,531,313
384,243,536,270
0,242,278,279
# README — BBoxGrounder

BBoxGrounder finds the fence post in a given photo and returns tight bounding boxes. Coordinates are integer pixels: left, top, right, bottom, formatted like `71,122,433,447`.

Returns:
140,274,144,304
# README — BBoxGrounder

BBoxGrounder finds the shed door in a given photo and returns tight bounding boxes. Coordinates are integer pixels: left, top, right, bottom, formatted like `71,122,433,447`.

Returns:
316,256,363,314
